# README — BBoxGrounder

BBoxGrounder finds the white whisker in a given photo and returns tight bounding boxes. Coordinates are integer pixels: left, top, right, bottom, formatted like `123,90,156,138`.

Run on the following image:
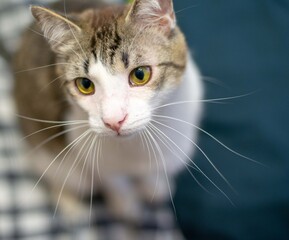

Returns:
38,74,66,93
54,131,93,217
151,119,235,192
145,127,177,215
89,135,98,226
140,131,152,171
153,92,257,111
15,113,88,125
149,122,200,171
53,131,92,187
20,121,88,142
76,134,95,194
149,120,234,204
143,129,160,202
202,76,231,90
14,63,75,74
31,129,91,192
152,114,264,167
148,124,196,170
175,4,200,15
63,0,89,61
28,27,86,63
96,137,103,183
139,131,146,152
147,124,211,194
27,124,89,156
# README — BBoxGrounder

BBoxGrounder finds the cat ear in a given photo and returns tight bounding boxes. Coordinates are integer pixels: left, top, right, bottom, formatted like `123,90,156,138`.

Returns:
31,6,82,51
126,0,176,34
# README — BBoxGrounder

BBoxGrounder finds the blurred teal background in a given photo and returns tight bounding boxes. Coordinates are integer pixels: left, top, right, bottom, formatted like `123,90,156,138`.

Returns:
173,1,289,239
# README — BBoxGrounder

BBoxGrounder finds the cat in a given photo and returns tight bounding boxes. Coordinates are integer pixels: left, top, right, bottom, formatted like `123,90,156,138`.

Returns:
13,0,203,221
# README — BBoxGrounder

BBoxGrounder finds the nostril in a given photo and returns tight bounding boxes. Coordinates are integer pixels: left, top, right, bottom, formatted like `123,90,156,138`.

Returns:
104,122,112,129
118,114,127,125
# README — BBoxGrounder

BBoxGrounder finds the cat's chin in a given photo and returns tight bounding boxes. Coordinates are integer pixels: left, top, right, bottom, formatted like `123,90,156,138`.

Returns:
115,133,136,140
91,128,139,139
111,130,140,140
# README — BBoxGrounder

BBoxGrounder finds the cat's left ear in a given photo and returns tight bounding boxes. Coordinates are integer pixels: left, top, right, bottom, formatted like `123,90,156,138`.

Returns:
31,6,82,52
126,0,176,34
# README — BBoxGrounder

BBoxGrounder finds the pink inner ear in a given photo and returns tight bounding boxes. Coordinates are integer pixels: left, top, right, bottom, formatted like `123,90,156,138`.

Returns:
159,0,174,16
130,0,176,31
158,11,175,28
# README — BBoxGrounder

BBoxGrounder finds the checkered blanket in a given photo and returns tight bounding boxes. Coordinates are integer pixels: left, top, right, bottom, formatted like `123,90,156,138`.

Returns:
0,1,183,239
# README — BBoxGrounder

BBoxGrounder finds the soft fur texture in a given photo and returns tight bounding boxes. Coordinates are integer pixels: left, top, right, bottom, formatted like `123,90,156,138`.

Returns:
14,0,203,220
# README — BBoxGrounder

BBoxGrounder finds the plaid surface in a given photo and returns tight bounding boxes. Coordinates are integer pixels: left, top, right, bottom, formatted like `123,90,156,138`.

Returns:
0,1,184,239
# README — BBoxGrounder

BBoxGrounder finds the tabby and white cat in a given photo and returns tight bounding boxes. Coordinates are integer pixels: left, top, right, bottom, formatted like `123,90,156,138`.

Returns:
14,0,203,219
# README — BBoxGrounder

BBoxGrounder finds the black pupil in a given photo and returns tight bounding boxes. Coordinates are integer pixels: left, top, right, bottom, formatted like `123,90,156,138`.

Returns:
135,68,145,80
81,78,91,89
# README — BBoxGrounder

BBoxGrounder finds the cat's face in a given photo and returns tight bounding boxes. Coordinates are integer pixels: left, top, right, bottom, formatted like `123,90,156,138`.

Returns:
32,0,187,136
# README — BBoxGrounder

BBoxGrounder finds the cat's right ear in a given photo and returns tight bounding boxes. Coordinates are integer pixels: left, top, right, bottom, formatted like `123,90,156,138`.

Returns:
31,6,82,51
125,0,176,35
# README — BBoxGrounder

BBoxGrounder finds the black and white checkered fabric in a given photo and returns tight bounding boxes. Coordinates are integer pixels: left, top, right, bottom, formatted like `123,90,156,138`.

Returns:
0,1,184,239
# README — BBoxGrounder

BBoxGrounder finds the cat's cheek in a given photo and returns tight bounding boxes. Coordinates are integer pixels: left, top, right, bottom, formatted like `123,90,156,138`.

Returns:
125,100,152,129
88,116,104,133
68,94,102,128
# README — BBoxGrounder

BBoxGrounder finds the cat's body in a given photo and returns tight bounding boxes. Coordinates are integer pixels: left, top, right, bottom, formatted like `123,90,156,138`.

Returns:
14,0,203,220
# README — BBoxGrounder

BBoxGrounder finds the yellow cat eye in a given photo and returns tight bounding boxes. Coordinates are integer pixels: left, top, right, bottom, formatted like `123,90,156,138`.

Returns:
129,66,152,87
75,78,95,95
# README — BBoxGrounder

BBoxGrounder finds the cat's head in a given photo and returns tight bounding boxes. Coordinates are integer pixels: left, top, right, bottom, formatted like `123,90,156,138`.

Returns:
31,0,187,136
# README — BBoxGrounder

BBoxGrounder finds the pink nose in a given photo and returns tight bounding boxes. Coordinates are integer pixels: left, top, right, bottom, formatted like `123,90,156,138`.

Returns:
102,114,127,133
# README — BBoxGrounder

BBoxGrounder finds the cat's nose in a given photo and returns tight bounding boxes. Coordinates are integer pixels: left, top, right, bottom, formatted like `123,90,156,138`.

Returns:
102,114,127,133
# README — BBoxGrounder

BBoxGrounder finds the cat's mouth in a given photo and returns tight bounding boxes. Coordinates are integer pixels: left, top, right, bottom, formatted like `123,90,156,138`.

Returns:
116,132,135,140
90,125,145,139
90,127,136,137
111,128,140,138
